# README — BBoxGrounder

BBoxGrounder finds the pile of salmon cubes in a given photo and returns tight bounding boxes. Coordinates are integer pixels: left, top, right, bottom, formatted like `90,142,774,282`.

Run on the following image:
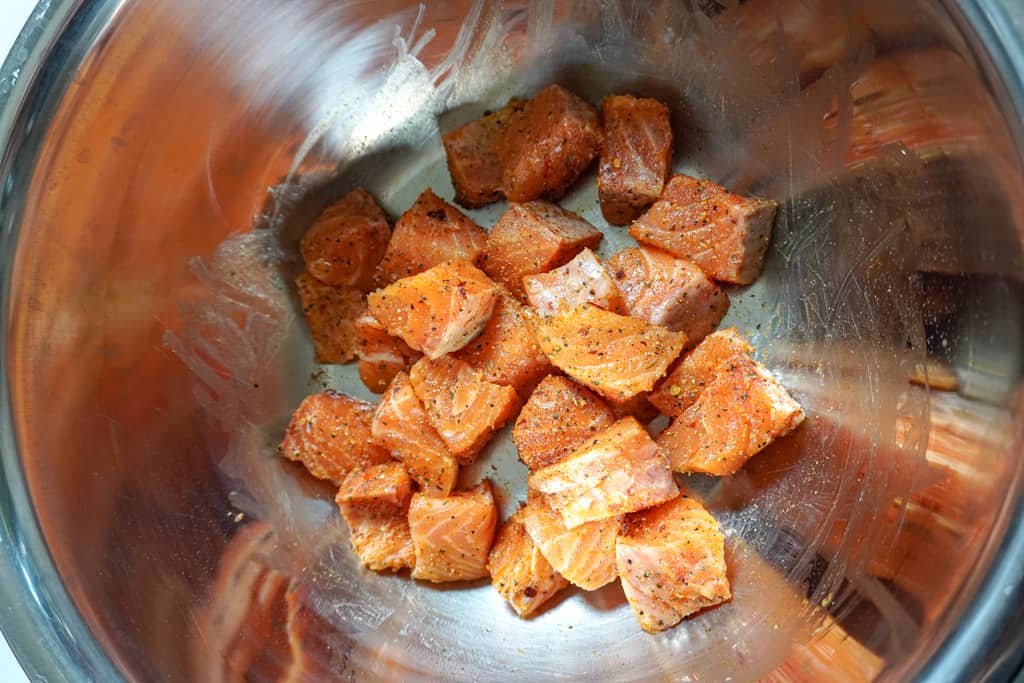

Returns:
281,85,804,633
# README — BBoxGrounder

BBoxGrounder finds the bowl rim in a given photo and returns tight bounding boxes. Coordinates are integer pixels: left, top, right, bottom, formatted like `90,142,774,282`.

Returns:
1,1,129,681
916,2,1024,680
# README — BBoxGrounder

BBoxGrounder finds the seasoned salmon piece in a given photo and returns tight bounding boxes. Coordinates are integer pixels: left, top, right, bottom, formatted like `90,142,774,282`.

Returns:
300,188,390,291
488,507,570,617
529,304,686,401
497,84,603,202
605,392,659,423
335,462,415,572
598,95,673,225
481,201,603,299
657,354,805,475
295,272,363,364
649,327,754,417
607,246,729,343
454,290,553,396
616,494,731,633
524,248,626,316
367,259,500,359
280,391,391,485
630,174,779,285
520,494,620,590
513,376,615,471
528,417,678,528
408,480,498,582
371,372,458,495
354,311,421,393
443,100,527,208
409,356,521,464
376,189,488,285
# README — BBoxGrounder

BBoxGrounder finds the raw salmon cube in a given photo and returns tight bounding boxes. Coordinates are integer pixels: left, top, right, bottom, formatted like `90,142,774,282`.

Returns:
481,201,602,298
513,376,615,471
524,248,626,316
300,188,390,291
376,189,488,285
367,259,500,359
529,304,686,401
280,391,392,485
335,462,415,572
371,372,458,496
409,356,521,464
520,494,620,590
295,272,363,364
487,507,570,617
354,312,421,393
657,354,805,475
607,245,729,343
649,327,754,417
616,493,731,633
598,95,673,225
408,480,498,582
454,290,553,396
629,174,779,284
605,392,659,423
497,84,603,202
528,417,678,528
443,100,527,208
336,460,413,511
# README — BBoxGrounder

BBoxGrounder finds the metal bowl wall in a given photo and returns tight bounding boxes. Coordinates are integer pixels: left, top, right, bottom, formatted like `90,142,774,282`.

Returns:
2,0,1024,681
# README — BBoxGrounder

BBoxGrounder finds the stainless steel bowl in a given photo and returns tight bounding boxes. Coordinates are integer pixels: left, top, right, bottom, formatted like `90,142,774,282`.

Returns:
2,1,1024,681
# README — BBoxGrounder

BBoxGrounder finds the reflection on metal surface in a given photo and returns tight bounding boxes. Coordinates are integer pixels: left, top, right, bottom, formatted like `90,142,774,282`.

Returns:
2,0,1024,681
198,522,887,683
